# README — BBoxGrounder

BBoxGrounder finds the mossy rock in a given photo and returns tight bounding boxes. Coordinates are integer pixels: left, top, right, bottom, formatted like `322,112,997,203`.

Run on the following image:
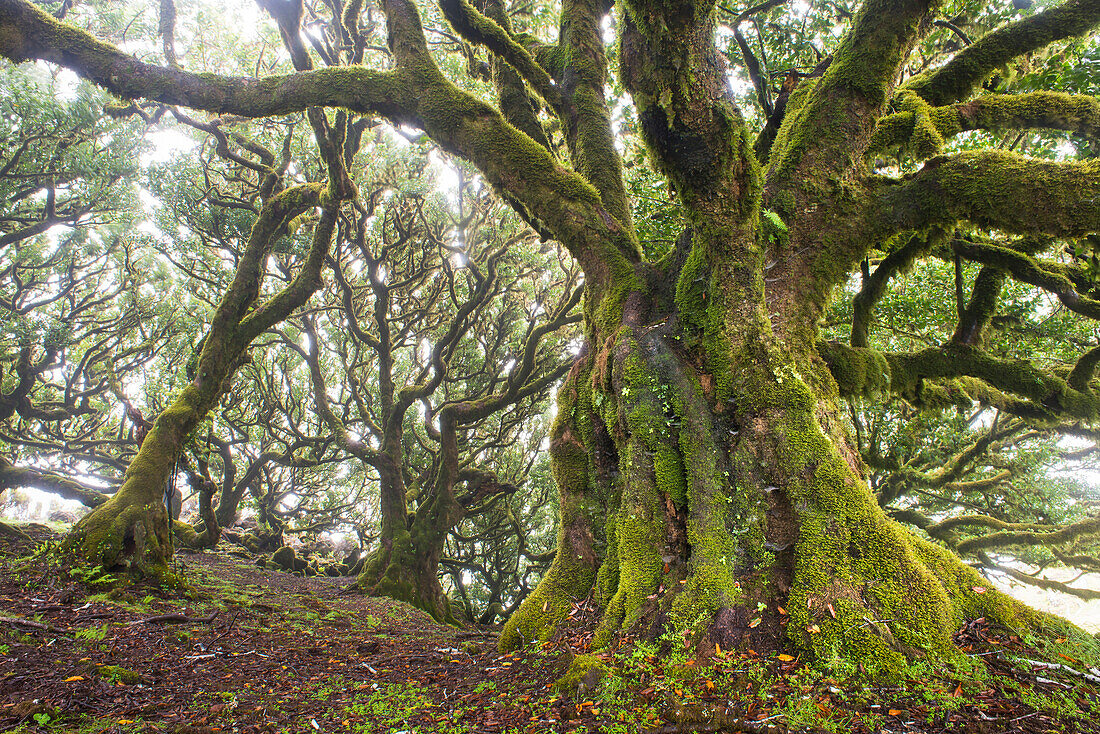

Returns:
324,565,342,578
92,664,147,685
270,546,308,573
553,654,613,696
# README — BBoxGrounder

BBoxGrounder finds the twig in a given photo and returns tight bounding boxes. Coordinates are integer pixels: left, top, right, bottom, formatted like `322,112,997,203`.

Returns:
1017,657,1100,685
0,614,65,634
128,612,217,626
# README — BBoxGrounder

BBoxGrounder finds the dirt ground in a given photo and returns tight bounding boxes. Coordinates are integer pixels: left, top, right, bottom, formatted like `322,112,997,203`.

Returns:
2,525,1099,734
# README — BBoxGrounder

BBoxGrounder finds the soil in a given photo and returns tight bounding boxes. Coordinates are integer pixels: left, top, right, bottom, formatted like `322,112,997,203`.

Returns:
1,525,1098,734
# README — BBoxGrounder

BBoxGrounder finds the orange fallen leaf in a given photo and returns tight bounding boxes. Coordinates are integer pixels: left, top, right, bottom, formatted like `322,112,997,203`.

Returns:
1055,637,1067,643
62,676,84,682
748,618,761,628
705,680,715,690
888,709,902,716
715,642,722,656
777,654,795,662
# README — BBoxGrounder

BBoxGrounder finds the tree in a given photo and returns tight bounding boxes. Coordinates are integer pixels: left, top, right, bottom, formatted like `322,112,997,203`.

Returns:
0,61,166,512
288,152,580,621
4,0,1100,679
833,256,1100,600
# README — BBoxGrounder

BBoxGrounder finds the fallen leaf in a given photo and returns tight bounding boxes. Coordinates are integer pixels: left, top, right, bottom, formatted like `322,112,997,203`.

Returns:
972,586,987,594
749,618,761,628
715,642,722,656
1055,637,1067,643
705,679,715,689
62,676,84,682
888,709,902,716
777,654,795,662
808,624,820,633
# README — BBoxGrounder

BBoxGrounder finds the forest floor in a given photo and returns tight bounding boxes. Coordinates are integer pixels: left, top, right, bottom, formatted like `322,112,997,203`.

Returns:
1,525,1099,734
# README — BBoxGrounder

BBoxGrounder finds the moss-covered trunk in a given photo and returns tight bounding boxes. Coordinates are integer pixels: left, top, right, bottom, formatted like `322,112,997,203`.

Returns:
501,267,1048,678
62,383,215,571
62,182,339,573
357,522,456,624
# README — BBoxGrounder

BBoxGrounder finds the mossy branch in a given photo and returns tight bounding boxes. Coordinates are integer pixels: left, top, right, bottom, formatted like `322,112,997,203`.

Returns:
875,151,1100,238
871,92,1100,155
821,340,1100,420
235,204,340,348
851,231,942,348
906,0,1100,106
0,0,413,117
1068,344,1100,391
478,0,554,152
930,514,1057,536
436,0,561,108
950,237,1100,322
951,266,1006,346
0,455,109,507
956,515,1100,554
766,0,937,183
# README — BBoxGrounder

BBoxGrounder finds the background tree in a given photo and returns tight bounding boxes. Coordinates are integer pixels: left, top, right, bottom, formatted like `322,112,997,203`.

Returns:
0,61,168,513
288,146,581,621
3,0,1100,684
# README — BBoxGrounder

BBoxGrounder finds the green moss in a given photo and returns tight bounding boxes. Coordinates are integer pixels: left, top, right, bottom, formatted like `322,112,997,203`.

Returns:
93,665,146,685
817,340,891,398
553,654,612,695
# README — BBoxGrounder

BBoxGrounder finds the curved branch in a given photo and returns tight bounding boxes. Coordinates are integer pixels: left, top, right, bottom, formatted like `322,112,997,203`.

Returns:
0,456,109,507
957,514,1100,554
766,0,937,183
950,237,1100,322
874,151,1100,239
821,340,1100,420
0,0,639,287
907,0,1100,106
436,0,560,108
870,92,1100,154
850,231,942,347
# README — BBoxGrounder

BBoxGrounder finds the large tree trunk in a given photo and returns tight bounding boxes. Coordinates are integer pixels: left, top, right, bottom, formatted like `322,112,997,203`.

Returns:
501,269,1045,679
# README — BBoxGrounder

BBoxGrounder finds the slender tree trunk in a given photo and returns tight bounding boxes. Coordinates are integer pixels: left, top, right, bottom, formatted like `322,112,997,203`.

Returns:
63,182,340,572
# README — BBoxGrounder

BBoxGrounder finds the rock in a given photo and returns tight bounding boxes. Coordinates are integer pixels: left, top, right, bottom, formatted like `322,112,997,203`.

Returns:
270,546,308,573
